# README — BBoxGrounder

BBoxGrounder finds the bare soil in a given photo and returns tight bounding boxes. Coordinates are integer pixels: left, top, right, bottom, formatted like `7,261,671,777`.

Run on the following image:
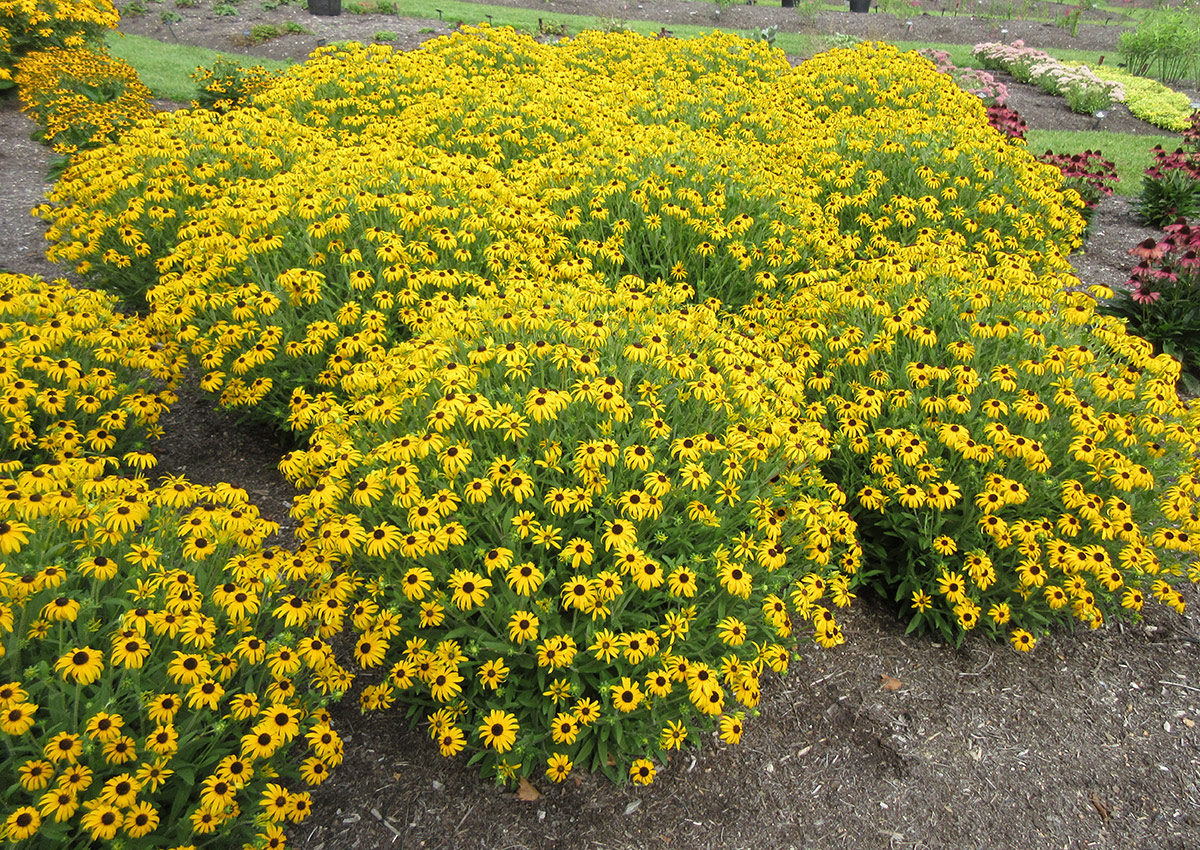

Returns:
112,0,1144,62
2,5,1199,849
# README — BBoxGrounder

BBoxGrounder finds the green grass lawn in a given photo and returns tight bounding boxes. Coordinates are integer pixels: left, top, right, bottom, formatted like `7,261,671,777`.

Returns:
1026,128,1174,197
105,32,293,101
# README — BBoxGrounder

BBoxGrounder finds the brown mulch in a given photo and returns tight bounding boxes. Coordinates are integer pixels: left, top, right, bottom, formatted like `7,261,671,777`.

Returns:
3,4,1199,848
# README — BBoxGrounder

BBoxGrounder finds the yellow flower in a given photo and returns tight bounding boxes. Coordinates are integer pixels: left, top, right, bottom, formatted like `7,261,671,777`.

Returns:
609,677,644,712
1009,629,1036,651
546,753,573,783
399,567,434,601
477,709,519,753
718,562,753,598
54,646,104,685
718,713,744,745
478,659,508,690
935,570,967,604
601,519,637,551
507,611,539,644
717,616,748,646
629,758,657,785
988,602,1012,624
660,720,688,751
932,535,957,556
448,570,491,610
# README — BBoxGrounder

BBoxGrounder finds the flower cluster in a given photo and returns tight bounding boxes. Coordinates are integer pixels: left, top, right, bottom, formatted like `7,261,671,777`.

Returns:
1136,139,1200,228
0,273,182,467
986,104,1028,140
0,459,342,848
1101,222,1200,379
1035,149,1119,229
0,0,119,84
919,48,1009,105
740,238,1200,644
190,56,280,114
0,270,346,848
283,286,858,783
1185,111,1200,152
972,41,1123,115
15,46,154,154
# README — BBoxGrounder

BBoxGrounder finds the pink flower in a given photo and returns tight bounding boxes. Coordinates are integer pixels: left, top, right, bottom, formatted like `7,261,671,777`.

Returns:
1129,238,1168,261
1131,288,1160,304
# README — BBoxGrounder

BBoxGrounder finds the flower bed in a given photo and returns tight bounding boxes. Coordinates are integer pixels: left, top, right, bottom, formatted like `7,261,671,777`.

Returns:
18,30,1200,809
1078,63,1193,133
973,41,1123,115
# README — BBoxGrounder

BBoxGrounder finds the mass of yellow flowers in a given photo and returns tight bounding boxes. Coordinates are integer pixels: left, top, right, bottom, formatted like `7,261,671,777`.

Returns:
1,23,1197,846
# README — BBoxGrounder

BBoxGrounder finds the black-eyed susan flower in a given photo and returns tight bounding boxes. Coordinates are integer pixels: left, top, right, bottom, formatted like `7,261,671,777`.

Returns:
18,759,54,791
110,632,151,669
545,753,573,783
477,709,518,753
3,806,41,840
124,801,160,838
1010,629,1037,651
629,758,656,785
80,803,122,840
259,704,302,743
448,570,490,610
54,645,104,684
717,562,753,598
37,787,78,823
609,677,643,713
505,610,539,649
719,713,744,745
260,783,292,823
42,731,81,764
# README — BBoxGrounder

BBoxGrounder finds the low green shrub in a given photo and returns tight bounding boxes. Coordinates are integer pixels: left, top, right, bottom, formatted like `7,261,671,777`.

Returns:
190,55,281,112
250,23,281,42
1118,7,1200,86
1081,63,1193,132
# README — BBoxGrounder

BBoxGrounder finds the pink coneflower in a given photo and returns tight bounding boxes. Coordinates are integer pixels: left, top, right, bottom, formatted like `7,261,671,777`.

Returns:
1129,238,1168,261
1177,250,1200,268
